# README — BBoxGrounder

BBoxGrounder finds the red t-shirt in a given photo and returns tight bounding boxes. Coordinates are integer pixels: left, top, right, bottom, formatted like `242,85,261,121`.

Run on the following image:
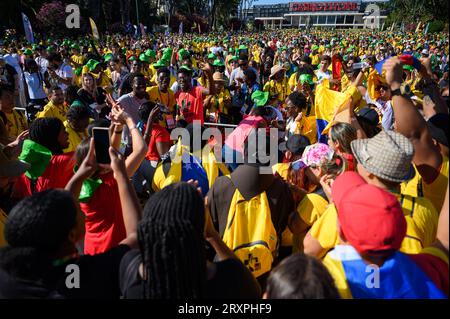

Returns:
175,86,204,124
80,172,126,256
13,152,75,199
145,124,171,162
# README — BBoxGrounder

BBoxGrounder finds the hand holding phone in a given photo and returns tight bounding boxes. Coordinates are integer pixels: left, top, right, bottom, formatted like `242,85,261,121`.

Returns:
92,127,111,164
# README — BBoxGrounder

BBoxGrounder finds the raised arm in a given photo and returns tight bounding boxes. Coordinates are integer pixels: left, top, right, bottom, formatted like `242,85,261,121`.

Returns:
382,56,442,183
110,146,140,249
65,138,97,198
200,63,215,96
112,105,146,176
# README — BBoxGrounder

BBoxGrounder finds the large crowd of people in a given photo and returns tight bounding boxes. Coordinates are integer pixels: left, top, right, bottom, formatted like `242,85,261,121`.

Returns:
0,28,448,299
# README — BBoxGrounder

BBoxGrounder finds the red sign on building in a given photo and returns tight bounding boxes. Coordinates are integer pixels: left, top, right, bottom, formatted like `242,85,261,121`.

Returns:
290,2,359,12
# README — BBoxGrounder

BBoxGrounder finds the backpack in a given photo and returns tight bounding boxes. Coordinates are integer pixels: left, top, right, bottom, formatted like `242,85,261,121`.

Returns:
222,179,278,278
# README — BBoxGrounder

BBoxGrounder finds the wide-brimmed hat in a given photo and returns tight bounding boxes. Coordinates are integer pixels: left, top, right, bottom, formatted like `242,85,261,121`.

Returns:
351,130,415,183
251,90,269,107
0,144,30,178
269,65,286,79
212,72,226,82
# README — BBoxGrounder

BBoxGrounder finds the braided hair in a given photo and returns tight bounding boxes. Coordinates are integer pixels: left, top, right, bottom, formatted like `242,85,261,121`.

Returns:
137,182,207,299
29,117,65,155
0,190,78,281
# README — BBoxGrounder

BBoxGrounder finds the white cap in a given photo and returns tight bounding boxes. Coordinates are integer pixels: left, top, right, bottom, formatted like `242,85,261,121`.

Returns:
422,49,429,55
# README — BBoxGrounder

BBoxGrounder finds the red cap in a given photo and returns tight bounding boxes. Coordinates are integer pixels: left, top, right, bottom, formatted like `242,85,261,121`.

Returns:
331,172,406,256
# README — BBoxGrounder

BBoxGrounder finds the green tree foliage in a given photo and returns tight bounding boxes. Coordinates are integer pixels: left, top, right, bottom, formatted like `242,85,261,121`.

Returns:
385,0,449,28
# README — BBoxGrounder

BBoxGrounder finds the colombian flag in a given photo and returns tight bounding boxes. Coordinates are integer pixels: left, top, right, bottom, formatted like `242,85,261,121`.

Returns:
314,79,352,143
324,245,447,299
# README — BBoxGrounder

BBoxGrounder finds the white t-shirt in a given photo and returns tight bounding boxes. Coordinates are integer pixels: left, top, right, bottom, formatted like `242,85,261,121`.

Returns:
55,62,73,91
24,72,47,100
117,93,147,147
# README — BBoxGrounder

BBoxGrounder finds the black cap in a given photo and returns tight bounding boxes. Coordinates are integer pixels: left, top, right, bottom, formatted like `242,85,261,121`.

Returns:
357,107,379,126
427,115,449,147
279,134,311,156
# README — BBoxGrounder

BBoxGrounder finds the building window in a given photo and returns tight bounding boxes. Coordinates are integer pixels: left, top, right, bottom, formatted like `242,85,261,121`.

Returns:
345,15,354,24
336,15,345,24
312,16,318,24
318,15,326,24
327,15,336,24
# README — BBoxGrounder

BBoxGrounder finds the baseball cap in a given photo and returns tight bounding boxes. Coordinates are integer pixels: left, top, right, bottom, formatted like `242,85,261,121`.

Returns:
427,117,449,147
356,107,379,126
332,171,406,256
279,134,311,155
0,144,30,178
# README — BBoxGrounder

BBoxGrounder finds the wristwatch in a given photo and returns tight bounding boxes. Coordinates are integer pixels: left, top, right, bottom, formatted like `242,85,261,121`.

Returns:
391,83,411,97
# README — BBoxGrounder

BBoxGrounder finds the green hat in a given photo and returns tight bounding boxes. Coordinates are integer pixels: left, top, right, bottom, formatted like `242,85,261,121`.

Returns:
238,44,248,51
139,53,150,64
311,45,319,51
86,59,100,72
213,59,224,67
299,74,314,85
228,56,238,64
46,45,55,53
23,49,33,56
128,55,137,62
103,53,113,62
178,48,190,60
32,44,38,50
179,65,193,73
403,65,414,72
251,90,269,107
145,49,156,58
207,53,216,59
71,99,84,107
163,47,173,55
74,67,83,76
153,60,167,68
18,140,52,180
70,43,80,51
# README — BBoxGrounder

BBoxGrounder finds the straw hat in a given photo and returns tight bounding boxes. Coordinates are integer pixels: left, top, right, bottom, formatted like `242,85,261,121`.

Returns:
269,65,286,79
212,72,226,82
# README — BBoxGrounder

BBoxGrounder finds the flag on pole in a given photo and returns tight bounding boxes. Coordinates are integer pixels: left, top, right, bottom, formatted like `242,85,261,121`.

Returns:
390,23,395,32
415,22,422,33
424,22,430,34
21,13,34,44
89,17,100,40
179,22,183,35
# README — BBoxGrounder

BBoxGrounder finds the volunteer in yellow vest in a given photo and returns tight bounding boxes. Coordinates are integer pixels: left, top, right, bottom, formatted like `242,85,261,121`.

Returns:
384,56,449,212
150,60,177,88
310,45,320,67
36,86,69,123
0,142,30,247
207,133,294,285
304,131,439,258
69,44,85,69
204,72,231,124
63,105,90,153
0,87,28,140
263,65,291,106
321,171,448,299
146,67,176,130
284,89,317,144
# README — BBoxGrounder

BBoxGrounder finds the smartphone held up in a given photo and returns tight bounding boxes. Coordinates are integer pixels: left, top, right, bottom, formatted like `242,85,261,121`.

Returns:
92,127,111,165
